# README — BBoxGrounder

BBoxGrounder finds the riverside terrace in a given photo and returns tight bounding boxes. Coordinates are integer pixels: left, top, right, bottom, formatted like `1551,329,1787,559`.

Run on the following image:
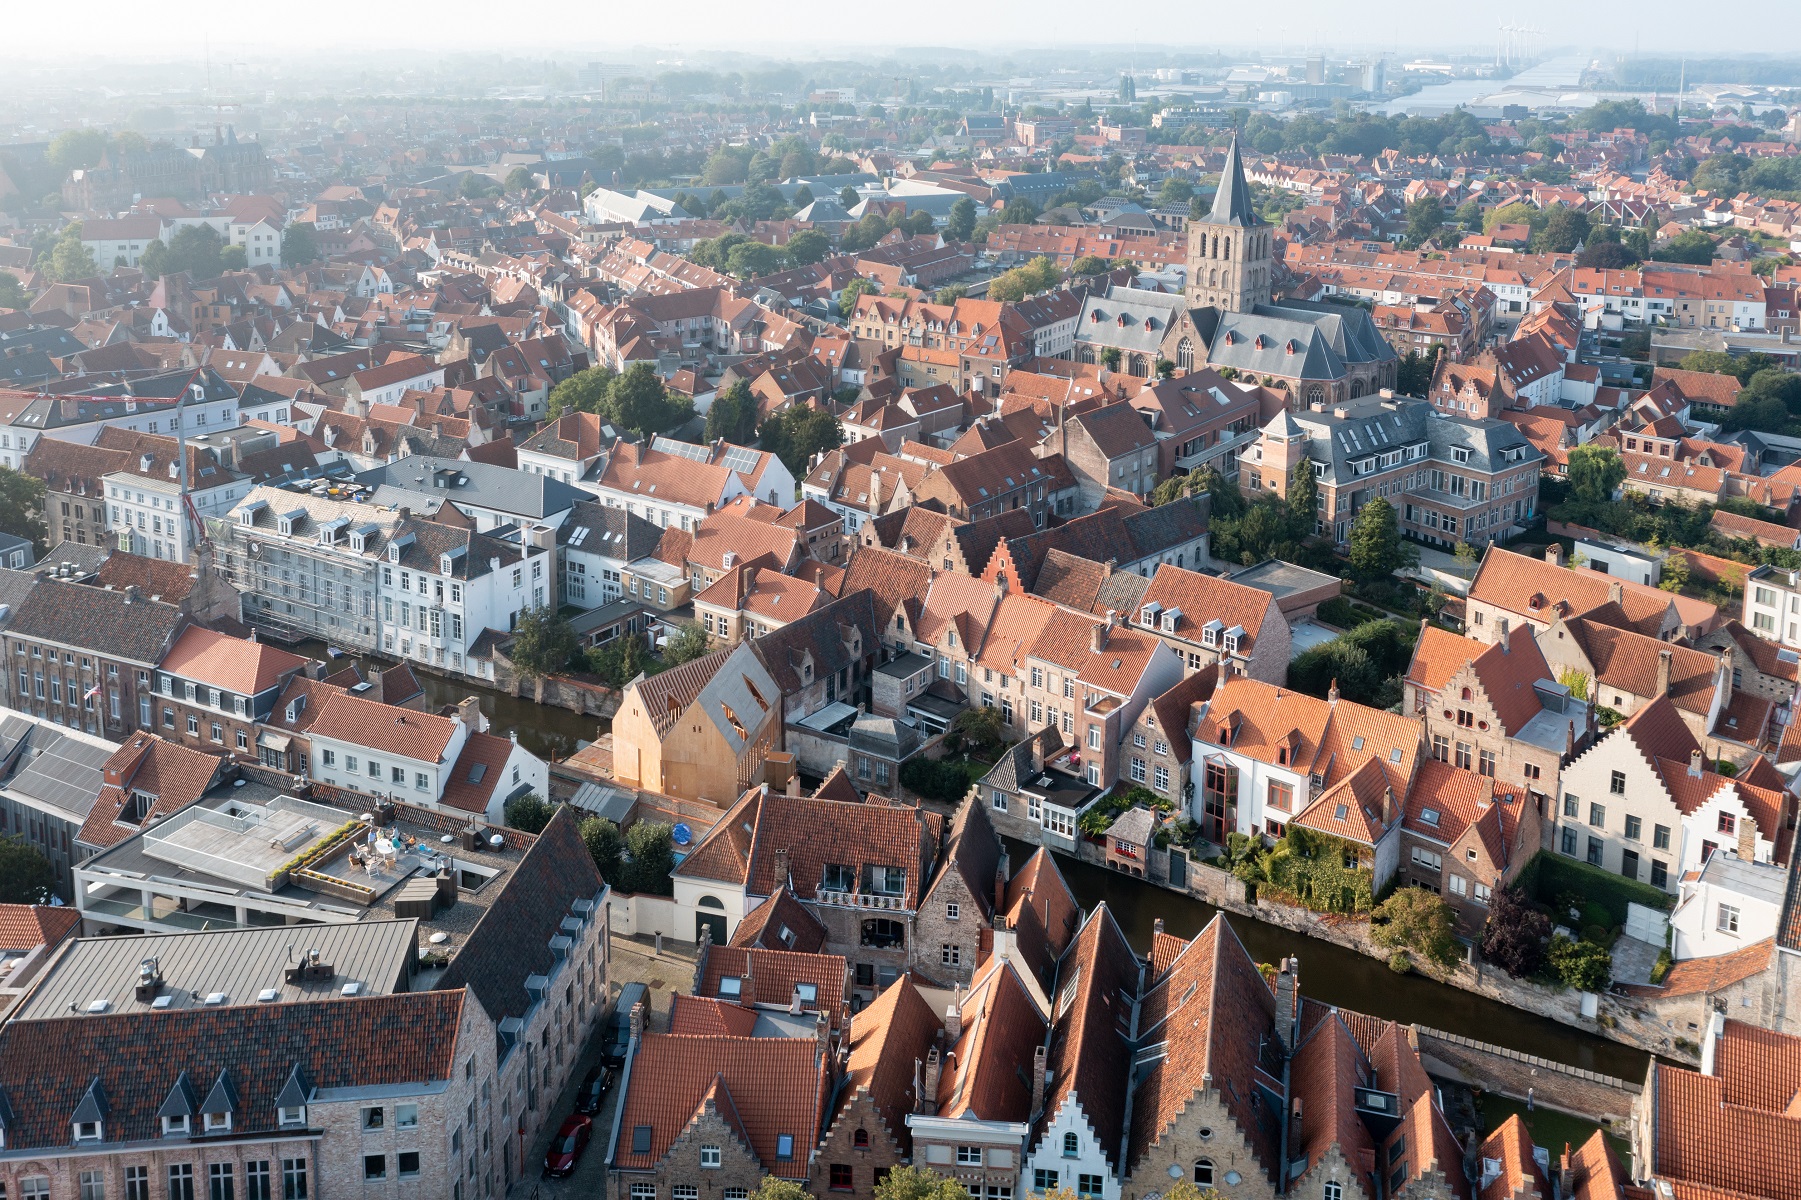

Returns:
72,780,521,954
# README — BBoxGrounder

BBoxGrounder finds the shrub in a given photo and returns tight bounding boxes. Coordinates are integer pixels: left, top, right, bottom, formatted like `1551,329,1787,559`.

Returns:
503,792,555,833
621,821,675,896
1388,950,1413,974
1517,850,1672,926
1480,885,1550,978
1548,933,1613,992
900,757,971,803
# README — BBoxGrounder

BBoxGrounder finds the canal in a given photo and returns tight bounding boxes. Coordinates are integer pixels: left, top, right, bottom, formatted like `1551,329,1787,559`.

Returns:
1026,841,1651,1081
288,639,607,763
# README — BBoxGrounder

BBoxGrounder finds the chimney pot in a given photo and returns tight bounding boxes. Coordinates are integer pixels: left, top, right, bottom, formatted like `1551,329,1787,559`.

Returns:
1657,649,1673,697
1689,748,1704,778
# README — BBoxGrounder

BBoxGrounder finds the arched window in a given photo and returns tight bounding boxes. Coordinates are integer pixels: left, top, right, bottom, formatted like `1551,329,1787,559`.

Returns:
1211,235,1220,259
699,895,725,910
1307,386,1324,407
1177,338,1194,371
1209,269,1218,287
1349,379,1365,399
1064,1132,1080,1157
1223,237,1231,259
1324,1183,1343,1200
1460,687,1473,701
1194,1160,1215,1186
854,1129,870,1149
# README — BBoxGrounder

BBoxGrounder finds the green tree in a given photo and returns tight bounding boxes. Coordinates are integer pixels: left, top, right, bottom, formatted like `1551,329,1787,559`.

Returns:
622,820,676,895
588,633,652,688
949,705,1005,756
1403,195,1444,248
218,244,247,271
726,240,783,279
281,222,320,267
46,129,108,174
839,185,861,210
873,1165,972,1200
1578,240,1637,269
578,815,624,881
838,277,876,319
0,835,56,902
783,229,830,266
1566,444,1626,504
1156,176,1195,207
1452,198,1484,230
509,607,579,697
1533,204,1590,254
49,236,96,282
1347,496,1415,582
546,366,617,420
758,403,843,475
164,223,223,279
1482,201,1540,235
504,166,536,192
1286,459,1318,538
945,196,977,242
999,197,1040,225
661,622,712,666
503,793,555,834
934,285,969,305
705,380,759,445
1100,347,1122,371
0,467,46,552
0,274,26,310
1547,934,1612,991
1071,255,1111,276
750,1180,812,1200
1652,230,1716,264
1371,887,1461,976
609,362,693,437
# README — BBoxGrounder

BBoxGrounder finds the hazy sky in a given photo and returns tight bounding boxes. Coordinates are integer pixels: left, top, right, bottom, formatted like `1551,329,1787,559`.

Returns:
7,0,1798,59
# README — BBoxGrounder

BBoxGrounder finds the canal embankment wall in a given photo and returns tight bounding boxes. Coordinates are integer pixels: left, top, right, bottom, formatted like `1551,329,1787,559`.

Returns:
1411,1026,1642,1125
1054,833,1700,1064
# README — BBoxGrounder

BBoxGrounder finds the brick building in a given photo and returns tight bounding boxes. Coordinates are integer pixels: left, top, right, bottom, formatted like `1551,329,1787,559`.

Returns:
149,625,311,760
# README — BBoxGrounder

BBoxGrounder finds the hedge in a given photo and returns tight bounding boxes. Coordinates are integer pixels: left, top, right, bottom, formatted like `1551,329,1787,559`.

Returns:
1317,595,1386,630
1516,850,1672,926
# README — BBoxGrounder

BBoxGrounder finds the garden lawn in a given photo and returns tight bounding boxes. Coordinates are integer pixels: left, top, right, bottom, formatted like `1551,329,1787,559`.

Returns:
1477,1094,1631,1175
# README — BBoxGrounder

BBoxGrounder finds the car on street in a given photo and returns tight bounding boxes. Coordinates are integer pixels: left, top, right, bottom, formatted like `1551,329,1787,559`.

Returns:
574,1065,616,1114
543,1113,593,1178
602,982,648,1065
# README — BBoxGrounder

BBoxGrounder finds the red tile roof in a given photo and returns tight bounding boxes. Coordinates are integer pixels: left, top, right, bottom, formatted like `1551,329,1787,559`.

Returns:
838,977,941,1150
0,904,81,951
157,628,309,696
697,945,848,1022
611,1032,829,1179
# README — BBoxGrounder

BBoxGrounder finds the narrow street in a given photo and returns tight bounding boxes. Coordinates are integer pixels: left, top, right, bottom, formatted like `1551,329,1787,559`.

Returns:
521,934,696,1199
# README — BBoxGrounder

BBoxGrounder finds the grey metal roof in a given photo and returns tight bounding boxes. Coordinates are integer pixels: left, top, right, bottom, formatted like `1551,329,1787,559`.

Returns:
0,714,114,820
354,455,583,521
1206,136,1263,228
1281,396,1540,487
11,919,420,1019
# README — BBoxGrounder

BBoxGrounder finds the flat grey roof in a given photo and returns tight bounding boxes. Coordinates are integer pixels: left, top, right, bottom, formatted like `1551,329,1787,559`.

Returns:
1228,559,1342,600
1698,850,1788,908
14,918,419,1019
877,652,933,679
0,714,113,820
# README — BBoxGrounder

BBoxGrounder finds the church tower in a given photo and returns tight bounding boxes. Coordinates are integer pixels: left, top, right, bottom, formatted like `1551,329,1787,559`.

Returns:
1186,136,1273,313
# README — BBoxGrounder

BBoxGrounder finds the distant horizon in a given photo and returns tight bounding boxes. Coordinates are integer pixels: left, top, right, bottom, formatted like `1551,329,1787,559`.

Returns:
5,0,1800,63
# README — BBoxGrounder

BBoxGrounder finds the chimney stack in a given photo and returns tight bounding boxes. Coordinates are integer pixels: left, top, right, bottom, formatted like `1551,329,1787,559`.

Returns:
923,1047,943,1102
1609,581,1624,605
1738,813,1758,862
1498,615,1510,646
739,974,755,1009
1701,1009,1727,1076
1689,748,1704,778
1557,1146,1575,1198
629,1000,646,1045
816,1008,831,1058
1657,649,1673,697
995,865,1007,917
774,848,792,889
1029,1045,1047,1119
1091,622,1106,653
1327,677,1340,704
945,985,964,1042
1274,957,1299,1053
913,1058,927,1114
1153,917,1165,936
1545,543,1565,567
1030,733,1045,775
1382,786,1399,828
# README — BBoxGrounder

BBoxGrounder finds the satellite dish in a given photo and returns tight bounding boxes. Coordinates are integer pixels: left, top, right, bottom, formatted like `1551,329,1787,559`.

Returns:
672,823,692,847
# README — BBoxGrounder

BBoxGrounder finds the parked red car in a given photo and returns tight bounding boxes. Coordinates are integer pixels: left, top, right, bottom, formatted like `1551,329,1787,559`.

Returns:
543,1114,593,1178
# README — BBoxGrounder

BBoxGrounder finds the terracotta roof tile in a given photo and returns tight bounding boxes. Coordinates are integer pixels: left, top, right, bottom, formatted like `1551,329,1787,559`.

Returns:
159,626,309,697
1477,1115,1551,1200
1039,905,1140,1173
938,957,1045,1121
611,1033,828,1179
839,977,941,1150
0,903,81,951
730,886,829,953
697,945,848,1022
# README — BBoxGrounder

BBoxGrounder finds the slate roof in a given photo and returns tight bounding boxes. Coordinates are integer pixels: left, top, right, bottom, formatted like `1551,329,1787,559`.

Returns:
0,990,466,1149
1207,136,1263,227
355,454,583,519
432,806,605,1034
3,575,185,664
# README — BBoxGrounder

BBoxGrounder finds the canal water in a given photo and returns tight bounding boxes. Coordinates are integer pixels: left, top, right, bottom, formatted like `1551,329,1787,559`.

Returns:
1028,841,1650,1081
287,639,607,763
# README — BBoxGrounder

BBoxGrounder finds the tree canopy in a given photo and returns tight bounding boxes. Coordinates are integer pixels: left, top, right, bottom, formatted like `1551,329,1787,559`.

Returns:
1347,496,1416,582
758,403,843,475
281,222,319,267
0,836,56,903
1566,444,1626,504
509,607,580,680
0,467,47,553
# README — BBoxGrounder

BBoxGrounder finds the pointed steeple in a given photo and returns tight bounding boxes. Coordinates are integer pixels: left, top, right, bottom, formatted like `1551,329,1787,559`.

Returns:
1208,135,1263,228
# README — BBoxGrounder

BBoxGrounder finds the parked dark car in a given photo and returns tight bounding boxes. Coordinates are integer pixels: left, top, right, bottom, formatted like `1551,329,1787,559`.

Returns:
602,982,648,1065
543,1113,593,1178
574,1065,616,1114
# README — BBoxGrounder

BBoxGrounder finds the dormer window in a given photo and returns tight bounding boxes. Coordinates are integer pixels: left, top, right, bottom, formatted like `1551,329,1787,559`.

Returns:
205,1111,231,1132
75,1120,102,1142
279,1106,306,1127
163,1114,190,1136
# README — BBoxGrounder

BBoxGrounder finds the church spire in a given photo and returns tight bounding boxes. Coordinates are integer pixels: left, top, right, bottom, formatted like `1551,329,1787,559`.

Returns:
1208,135,1263,228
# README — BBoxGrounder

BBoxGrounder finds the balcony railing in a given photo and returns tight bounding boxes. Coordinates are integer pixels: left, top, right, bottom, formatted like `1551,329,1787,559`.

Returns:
816,888,908,912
